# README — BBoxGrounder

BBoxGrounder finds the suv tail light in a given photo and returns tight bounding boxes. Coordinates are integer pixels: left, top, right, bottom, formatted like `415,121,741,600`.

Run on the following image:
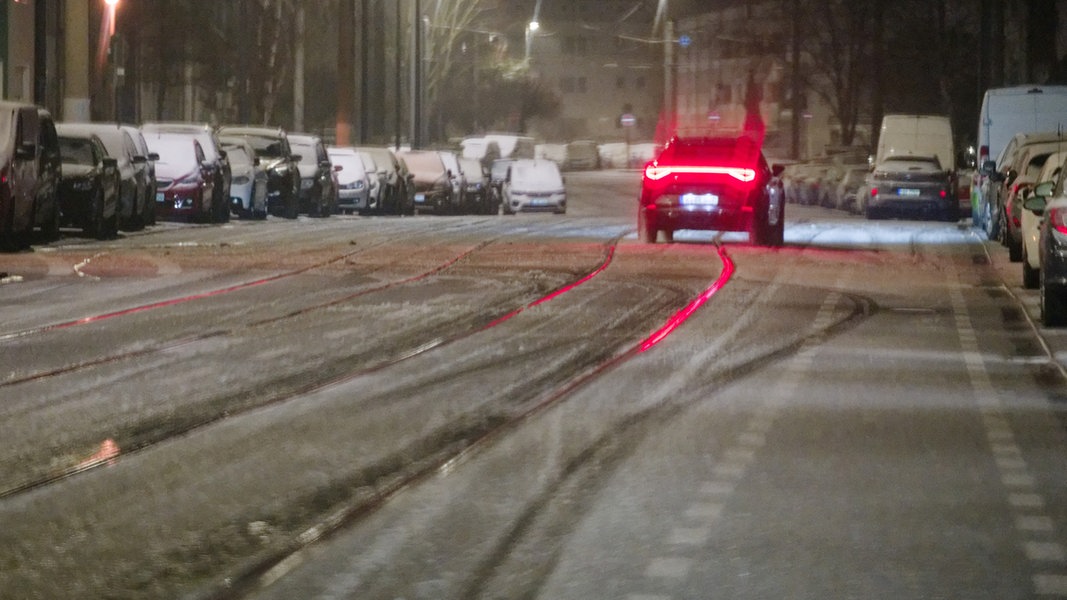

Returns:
1050,206,1067,235
644,164,756,183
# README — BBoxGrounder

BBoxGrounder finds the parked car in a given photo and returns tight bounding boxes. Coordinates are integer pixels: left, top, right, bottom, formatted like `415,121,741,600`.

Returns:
355,150,384,214
1020,152,1067,288
999,136,1065,261
834,166,869,212
395,149,454,215
289,134,335,217
31,107,62,242
216,126,300,219
219,137,267,219
142,123,231,224
57,123,149,231
489,158,514,214
327,146,372,214
355,146,407,214
860,155,955,221
121,125,159,226
1034,164,1067,324
974,85,1067,238
437,150,467,213
55,126,120,239
143,132,215,222
638,135,783,246
394,153,416,216
459,157,491,214
460,137,501,169
503,158,568,215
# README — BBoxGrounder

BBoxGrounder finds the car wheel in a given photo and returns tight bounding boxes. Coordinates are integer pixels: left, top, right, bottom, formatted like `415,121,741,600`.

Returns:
86,190,107,240
1008,235,1023,262
638,209,657,243
1023,253,1040,289
41,198,61,241
1041,272,1067,326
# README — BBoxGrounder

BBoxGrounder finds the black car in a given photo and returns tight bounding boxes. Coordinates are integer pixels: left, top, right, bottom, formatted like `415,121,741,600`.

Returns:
0,101,61,250
216,126,301,219
638,135,784,246
55,123,150,231
289,133,335,217
56,129,120,239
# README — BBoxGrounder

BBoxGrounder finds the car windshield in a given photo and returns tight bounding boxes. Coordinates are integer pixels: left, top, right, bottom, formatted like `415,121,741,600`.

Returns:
59,137,97,166
511,160,563,190
146,137,199,172
242,135,285,158
224,146,253,167
291,142,320,166
328,152,366,183
398,151,444,177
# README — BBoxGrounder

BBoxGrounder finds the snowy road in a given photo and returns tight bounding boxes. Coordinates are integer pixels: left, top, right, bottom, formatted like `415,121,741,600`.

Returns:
2,171,1067,599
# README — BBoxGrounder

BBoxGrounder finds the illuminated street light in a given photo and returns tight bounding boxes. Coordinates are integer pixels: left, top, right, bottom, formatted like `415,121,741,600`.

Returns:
524,20,539,64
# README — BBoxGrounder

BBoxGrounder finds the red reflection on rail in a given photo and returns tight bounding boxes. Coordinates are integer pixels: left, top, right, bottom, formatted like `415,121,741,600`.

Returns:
482,245,616,329
75,438,120,470
640,246,735,352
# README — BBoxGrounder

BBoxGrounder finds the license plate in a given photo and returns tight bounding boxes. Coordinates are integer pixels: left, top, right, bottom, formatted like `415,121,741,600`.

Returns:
681,192,719,206
531,198,548,206
156,192,165,203
897,188,920,197
415,193,426,203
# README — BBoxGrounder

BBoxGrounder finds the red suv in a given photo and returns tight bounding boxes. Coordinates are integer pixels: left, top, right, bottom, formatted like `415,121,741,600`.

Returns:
638,135,785,246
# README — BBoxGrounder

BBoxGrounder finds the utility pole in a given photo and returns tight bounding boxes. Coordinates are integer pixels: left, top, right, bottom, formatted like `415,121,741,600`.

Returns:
293,4,305,132
412,0,423,148
337,0,355,145
790,0,801,159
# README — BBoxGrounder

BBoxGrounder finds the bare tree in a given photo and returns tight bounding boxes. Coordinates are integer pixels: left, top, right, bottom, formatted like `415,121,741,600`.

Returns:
796,0,878,146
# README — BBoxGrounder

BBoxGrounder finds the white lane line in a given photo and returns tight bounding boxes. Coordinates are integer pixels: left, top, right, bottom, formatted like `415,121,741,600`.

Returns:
1034,574,1067,595
645,557,692,579
948,263,1065,595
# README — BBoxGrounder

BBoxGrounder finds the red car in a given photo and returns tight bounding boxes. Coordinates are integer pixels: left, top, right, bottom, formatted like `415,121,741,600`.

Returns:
143,133,215,222
638,135,785,246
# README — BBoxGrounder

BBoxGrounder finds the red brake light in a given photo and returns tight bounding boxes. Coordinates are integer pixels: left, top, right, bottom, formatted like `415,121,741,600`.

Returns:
939,189,947,199
870,187,878,197
1051,207,1067,235
644,163,756,182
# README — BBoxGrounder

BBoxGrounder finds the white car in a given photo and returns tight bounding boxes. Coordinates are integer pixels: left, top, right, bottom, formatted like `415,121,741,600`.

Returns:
502,159,567,214
1021,151,1067,288
328,146,372,214
220,138,267,219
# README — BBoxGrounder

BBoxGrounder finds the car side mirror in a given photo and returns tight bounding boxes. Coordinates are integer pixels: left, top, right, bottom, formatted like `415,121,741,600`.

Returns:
148,152,159,161
334,164,343,172
771,164,785,177
1023,195,1048,213
1034,180,1056,198
101,157,118,169
253,157,261,166
133,155,147,164
218,149,228,160
291,154,303,163
980,160,997,176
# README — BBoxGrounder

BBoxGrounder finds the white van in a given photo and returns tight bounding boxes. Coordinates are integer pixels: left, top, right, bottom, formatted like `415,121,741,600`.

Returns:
875,114,955,172
973,85,1067,237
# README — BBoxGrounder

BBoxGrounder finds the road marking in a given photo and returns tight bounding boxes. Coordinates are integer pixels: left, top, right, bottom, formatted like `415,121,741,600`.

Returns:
948,263,1065,597
638,281,847,596
1025,542,1067,562
1034,574,1067,595
645,557,692,579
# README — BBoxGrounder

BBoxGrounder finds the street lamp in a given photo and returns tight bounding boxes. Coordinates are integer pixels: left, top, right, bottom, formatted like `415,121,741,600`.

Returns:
524,20,539,64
